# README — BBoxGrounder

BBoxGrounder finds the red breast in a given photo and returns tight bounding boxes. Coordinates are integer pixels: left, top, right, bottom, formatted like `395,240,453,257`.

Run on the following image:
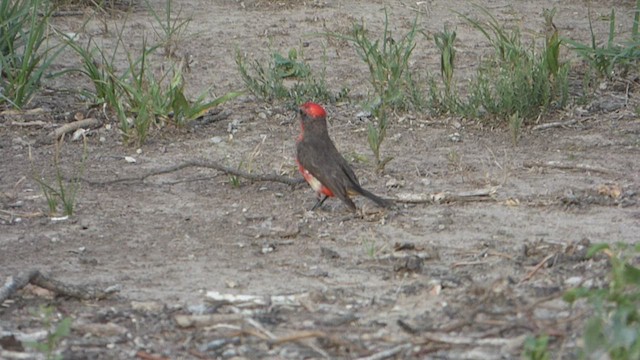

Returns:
296,160,334,197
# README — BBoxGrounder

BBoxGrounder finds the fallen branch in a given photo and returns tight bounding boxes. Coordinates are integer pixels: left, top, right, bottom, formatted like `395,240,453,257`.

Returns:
0,270,119,303
394,187,498,204
81,160,304,186
523,161,614,176
39,118,102,144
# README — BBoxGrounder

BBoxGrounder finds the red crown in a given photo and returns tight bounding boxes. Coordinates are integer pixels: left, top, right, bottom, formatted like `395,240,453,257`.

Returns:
300,102,327,118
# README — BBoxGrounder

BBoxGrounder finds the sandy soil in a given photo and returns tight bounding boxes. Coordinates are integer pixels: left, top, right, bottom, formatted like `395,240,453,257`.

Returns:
1,0,639,359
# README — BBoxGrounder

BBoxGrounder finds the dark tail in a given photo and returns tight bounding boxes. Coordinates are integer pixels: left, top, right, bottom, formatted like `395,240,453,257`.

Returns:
357,187,394,208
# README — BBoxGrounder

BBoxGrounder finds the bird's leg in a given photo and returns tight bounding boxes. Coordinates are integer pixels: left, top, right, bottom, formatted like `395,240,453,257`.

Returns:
311,195,329,211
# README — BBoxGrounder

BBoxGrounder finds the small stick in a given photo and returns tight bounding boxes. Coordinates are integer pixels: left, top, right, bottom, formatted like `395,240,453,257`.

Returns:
0,108,45,116
135,351,169,360
174,313,245,328
532,119,579,131
356,344,412,360
523,161,614,176
40,118,102,144
9,121,50,127
245,317,277,340
238,328,272,341
452,260,492,268
520,253,555,283
270,331,326,345
187,349,215,360
417,332,522,346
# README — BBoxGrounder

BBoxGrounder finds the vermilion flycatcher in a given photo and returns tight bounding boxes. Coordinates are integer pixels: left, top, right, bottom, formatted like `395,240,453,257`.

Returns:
296,102,392,211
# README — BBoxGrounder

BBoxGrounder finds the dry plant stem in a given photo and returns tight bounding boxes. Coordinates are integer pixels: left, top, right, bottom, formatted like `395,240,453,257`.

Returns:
245,317,277,340
523,161,614,175
187,349,214,360
416,332,524,347
269,331,327,345
532,119,579,131
135,350,170,360
51,10,85,17
40,118,102,144
81,160,305,186
8,120,50,127
356,343,412,360
237,328,272,341
0,269,118,303
0,108,46,116
451,260,492,267
520,253,556,283
174,313,245,328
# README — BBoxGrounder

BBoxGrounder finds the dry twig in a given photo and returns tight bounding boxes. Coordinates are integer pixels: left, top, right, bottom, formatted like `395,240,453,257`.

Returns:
39,118,102,144
135,351,169,360
523,161,614,176
1,108,45,117
8,120,50,127
270,331,327,346
532,119,579,131
174,313,245,328
520,253,556,283
356,343,412,360
417,332,525,347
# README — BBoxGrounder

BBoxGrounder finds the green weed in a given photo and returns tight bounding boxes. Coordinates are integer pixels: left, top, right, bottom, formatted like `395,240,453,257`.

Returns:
340,11,419,111
362,237,383,258
460,5,568,122
61,9,240,146
236,47,346,107
329,10,418,168
30,140,86,217
430,26,460,114
564,243,640,359
564,2,640,79
509,111,523,145
0,0,62,108
229,174,240,188
146,0,191,57
522,334,550,360
24,305,72,360
434,27,457,97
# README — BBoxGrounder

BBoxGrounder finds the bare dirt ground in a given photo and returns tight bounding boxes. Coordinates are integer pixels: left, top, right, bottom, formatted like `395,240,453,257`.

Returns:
1,0,639,359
